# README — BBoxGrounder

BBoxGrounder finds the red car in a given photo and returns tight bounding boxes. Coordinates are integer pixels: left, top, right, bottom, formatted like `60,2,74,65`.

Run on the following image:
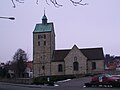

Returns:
91,74,120,83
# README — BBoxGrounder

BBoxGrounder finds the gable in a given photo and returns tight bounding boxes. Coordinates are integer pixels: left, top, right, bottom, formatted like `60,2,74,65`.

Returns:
64,45,87,60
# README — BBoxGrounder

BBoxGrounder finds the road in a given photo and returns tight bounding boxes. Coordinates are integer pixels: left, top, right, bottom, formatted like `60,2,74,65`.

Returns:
0,77,120,90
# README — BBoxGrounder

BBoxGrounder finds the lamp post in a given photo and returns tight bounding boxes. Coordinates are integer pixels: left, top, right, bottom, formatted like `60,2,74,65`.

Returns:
0,17,15,20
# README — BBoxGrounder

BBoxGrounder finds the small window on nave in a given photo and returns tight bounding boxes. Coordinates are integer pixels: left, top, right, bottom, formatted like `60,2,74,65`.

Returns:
58,64,63,72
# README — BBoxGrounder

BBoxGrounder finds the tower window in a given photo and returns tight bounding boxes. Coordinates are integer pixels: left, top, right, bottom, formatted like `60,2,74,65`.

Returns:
42,65,45,70
38,35,40,39
38,41,40,46
44,41,46,46
44,34,46,39
58,64,63,72
73,62,79,71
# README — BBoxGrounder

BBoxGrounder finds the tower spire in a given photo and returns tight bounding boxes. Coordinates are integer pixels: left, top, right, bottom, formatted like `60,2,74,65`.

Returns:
44,7,45,16
42,8,47,25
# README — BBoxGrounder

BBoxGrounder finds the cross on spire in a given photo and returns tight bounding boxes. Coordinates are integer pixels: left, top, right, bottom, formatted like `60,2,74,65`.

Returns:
44,7,46,16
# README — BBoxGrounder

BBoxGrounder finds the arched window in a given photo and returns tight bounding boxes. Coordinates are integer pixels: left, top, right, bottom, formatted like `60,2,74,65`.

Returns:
44,41,46,46
58,64,63,72
38,35,40,39
38,41,40,46
73,62,79,71
92,62,96,70
42,65,45,70
44,34,46,39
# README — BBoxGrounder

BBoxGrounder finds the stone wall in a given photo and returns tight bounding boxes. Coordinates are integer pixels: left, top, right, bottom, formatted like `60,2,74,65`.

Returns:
51,62,64,75
64,45,87,75
33,31,55,77
87,60,104,74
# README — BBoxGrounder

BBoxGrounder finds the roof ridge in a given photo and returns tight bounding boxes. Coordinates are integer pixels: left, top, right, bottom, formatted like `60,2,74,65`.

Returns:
55,49,71,51
80,47,103,50
36,22,53,25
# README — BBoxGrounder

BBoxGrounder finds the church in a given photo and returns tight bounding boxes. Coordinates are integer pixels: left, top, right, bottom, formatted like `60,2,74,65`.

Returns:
33,13,104,78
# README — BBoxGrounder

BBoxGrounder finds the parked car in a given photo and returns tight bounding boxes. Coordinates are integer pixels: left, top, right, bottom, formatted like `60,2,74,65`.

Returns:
91,73,120,83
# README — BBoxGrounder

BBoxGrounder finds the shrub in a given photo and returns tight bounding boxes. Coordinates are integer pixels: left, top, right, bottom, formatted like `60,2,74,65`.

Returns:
33,75,75,85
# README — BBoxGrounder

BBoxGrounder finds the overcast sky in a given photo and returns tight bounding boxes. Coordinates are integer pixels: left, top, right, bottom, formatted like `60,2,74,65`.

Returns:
0,0,120,63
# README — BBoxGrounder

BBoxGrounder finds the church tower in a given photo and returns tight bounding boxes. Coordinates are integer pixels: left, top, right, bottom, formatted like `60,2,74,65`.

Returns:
33,13,55,77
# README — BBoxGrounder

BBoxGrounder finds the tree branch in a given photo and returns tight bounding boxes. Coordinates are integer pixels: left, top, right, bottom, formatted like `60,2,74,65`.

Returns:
11,0,16,8
11,0,87,8
16,0,24,3
11,0,24,8
49,0,62,7
70,0,88,6
36,0,39,4
45,0,50,5
36,0,50,5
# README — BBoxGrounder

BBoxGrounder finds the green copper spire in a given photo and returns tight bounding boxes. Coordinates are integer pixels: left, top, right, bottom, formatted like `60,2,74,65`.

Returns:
42,8,47,24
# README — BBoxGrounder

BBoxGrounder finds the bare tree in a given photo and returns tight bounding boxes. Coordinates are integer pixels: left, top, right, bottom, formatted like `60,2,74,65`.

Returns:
11,0,24,8
12,48,28,78
11,0,88,8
